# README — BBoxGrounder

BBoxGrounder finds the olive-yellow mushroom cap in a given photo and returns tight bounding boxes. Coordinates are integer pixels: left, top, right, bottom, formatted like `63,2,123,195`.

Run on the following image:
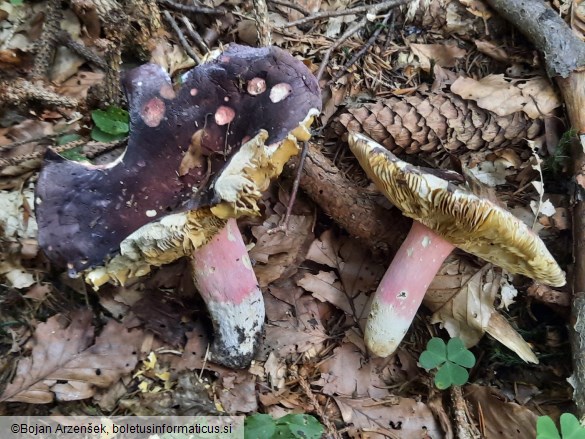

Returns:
349,132,565,288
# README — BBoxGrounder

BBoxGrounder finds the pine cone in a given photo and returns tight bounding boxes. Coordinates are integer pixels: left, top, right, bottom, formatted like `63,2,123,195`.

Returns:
333,93,544,155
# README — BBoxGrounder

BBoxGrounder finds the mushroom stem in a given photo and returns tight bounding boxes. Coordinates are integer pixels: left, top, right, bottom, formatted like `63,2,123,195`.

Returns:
365,221,455,357
191,218,264,368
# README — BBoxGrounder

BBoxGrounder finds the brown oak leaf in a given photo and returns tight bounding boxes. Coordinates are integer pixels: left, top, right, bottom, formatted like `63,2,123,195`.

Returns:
0,309,144,403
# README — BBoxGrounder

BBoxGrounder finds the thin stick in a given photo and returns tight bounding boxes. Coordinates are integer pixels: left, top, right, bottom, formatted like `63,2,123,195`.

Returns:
268,141,309,235
163,11,201,64
316,17,366,82
158,0,223,15
55,30,108,70
0,140,85,168
0,139,125,169
289,365,342,439
330,12,392,84
0,135,58,153
253,0,272,46
31,0,61,79
180,16,209,54
267,0,310,16
0,78,78,109
282,0,412,28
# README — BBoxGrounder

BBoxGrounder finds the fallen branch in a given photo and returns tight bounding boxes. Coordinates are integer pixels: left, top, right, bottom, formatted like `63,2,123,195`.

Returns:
295,142,411,255
282,0,412,28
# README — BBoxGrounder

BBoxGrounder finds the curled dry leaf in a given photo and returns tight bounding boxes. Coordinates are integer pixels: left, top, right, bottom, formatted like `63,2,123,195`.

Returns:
451,74,560,118
333,396,442,439
475,40,510,63
572,0,585,38
527,283,570,308
0,309,144,403
423,258,538,363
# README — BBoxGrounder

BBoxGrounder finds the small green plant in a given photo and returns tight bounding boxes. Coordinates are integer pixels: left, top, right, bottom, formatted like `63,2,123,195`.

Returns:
91,106,129,142
56,133,87,161
419,337,476,389
537,413,585,439
245,413,324,439
543,128,575,175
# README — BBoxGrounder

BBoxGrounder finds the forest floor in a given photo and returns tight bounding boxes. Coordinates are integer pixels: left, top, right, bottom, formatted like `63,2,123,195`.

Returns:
0,0,578,438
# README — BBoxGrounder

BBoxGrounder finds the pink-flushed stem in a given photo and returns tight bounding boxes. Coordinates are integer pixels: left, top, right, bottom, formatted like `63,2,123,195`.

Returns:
191,218,264,368
365,221,455,357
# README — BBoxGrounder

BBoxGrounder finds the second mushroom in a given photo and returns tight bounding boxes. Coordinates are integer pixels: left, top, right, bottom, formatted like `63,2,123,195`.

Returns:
348,132,566,358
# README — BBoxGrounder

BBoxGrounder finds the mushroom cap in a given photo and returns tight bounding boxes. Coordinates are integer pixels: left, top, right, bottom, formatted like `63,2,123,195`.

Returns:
85,128,309,288
35,45,321,275
348,132,566,287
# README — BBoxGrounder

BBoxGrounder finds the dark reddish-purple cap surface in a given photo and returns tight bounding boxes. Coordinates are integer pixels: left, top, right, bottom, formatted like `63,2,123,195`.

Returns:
35,45,321,274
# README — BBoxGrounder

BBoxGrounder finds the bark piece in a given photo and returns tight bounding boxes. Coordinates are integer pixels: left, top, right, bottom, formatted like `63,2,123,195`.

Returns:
297,142,411,255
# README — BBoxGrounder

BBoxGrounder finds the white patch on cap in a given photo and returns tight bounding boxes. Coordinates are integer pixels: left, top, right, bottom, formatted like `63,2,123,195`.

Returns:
146,210,157,217
247,77,266,95
215,106,235,125
190,88,198,96
141,97,165,127
422,236,431,247
269,83,292,103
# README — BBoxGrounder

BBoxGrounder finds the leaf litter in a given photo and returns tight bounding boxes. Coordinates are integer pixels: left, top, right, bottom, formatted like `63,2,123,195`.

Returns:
0,0,576,436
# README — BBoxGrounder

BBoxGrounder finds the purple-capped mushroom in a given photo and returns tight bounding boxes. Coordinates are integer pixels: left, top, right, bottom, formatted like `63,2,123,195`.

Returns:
35,45,321,368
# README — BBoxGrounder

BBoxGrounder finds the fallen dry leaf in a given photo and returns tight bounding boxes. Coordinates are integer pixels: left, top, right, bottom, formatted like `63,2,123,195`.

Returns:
410,42,467,72
299,230,383,329
131,292,191,346
150,40,195,75
334,396,442,439
261,294,328,359
218,370,258,414
250,214,314,287
424,258,537,363
465,384,537,438
0,309,144,403
451,74,560,118
475,40,510,63
0,185,39,288
314,343,405,398
57,71,105,100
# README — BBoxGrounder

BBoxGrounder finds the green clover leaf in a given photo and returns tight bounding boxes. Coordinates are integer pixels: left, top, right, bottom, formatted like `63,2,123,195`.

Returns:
536,414,585,439
245,413,323,439
447,337,476,368
245,414,276,439
419,337,476,390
